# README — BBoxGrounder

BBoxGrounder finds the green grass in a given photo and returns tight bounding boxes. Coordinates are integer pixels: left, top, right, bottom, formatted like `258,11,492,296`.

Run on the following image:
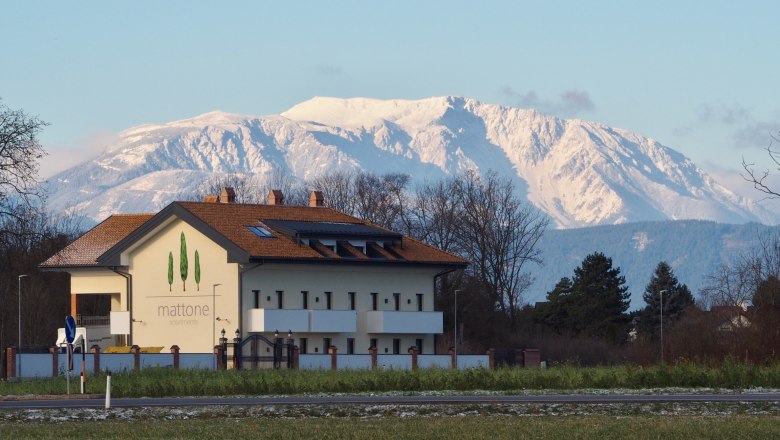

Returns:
3,359,780,398
1,415,779,439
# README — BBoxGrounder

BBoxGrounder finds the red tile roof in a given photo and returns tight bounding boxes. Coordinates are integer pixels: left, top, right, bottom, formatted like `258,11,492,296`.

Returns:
42,202,467,268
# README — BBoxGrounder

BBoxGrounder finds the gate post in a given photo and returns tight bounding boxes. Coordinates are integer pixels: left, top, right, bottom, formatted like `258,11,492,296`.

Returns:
292,345,299,369
214,345,225,370
487,348,495,369
130,345,140,371
409,346,418,370
91,345,101,374
7,346,17,378
328,346,338,371
170,345,180,370
369,346,377,370
448,347,457,369
233,332,242,370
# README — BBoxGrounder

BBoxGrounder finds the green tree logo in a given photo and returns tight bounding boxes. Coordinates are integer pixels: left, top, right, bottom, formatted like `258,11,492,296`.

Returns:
167,251,174,291
180,232,188,291
194,250,201,291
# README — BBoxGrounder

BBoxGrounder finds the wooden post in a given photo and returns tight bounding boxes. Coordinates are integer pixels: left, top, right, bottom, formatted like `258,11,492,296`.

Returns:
170,345,180,370
130,345,140,371
369,346,378,370
90,345,101,374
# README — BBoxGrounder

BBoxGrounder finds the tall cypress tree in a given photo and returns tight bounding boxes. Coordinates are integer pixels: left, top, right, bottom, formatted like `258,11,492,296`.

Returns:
180,232,188,291
639,261,694,339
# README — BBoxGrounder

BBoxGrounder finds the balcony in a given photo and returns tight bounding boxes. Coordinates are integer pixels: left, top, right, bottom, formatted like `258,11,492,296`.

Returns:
244,309,357,333
365,311,443,334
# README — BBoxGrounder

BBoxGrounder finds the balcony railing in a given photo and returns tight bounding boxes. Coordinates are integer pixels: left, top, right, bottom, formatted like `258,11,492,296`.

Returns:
365,311,443,334
76,315,110,326
244,309,357,333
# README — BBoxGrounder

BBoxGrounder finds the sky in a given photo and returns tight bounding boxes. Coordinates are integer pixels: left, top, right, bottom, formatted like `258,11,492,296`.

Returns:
2,1,779,196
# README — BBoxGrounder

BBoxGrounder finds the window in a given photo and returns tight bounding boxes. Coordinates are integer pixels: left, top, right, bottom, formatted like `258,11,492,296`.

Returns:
416,294,424,312
323,337,332,354
348,292,356,310
246,225,273,238
325,291,332,310
371,292,378,311
302,291,309,309
276,291,283,309
300,338,308,354
393,293,400,311
370,338,378,350
347,338,355,355
393,338,400,355
253,290,260,309
416,338,423,354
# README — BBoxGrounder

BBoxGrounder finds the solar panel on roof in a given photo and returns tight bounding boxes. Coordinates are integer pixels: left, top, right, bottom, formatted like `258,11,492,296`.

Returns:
263,220,401,239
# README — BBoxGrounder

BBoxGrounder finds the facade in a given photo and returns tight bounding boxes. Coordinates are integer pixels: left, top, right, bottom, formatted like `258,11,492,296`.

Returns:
41,189,467,357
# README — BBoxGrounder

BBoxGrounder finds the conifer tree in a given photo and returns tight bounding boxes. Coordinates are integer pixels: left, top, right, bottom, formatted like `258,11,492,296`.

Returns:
639,261,694,339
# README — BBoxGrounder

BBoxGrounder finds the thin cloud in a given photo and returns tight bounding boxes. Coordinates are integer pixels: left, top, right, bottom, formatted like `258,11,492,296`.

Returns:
501,86,595,117
731,121,778,149
697,102,751,125
41,130,121,179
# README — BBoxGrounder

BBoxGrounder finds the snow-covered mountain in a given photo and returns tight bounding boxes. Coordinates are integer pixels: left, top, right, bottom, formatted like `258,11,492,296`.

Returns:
44,96,773,228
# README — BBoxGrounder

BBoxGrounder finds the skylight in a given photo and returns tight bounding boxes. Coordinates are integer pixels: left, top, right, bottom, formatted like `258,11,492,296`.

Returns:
246,225,273,238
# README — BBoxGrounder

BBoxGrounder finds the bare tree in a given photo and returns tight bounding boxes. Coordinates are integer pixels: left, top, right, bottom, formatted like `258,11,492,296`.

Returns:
182,173,265,204
742,131,780,198
309,170,358,214
0,99,47,242
406,179,463,253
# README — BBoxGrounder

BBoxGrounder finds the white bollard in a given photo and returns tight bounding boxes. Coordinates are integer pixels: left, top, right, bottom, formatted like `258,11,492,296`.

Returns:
105,372,111,409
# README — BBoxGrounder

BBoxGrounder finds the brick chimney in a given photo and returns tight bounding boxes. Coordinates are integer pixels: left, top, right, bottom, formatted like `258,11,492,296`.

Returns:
309,191,324,207
219,187,236,204
268,189,285,205
203,195,218,203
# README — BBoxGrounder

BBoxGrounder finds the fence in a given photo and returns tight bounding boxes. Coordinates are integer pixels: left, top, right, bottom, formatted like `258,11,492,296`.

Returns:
3,345,540,378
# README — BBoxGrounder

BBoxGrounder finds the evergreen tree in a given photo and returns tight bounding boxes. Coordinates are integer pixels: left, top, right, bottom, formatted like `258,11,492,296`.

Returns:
639,261,694,339
569,252,632,343
538,277,573,334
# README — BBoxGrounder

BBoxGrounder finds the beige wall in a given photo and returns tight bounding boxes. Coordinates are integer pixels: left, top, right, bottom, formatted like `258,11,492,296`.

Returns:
242,263,441,355
128,218,239,353
69,268,127,311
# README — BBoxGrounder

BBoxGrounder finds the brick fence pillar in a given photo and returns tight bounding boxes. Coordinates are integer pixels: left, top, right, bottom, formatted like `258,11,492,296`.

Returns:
214,345,225,370
170,345,180,370
523,349,540,368
90,345,101,374
487,348,495,369
48,347,59,377
409,346,418,370
6,347,16,379
448,347,457,369
292,346,299,370
369,346,377,370
328,345,337,371
130,345,140,371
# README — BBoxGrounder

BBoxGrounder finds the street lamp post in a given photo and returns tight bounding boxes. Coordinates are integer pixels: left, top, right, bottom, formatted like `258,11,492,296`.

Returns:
454,289,461,366
659,289,668,365
212,283,222,369
18,274,28,378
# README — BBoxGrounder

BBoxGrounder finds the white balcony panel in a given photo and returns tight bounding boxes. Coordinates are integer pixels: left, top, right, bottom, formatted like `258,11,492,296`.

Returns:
245,309,309,333
366,311,443,334
309,310,357,333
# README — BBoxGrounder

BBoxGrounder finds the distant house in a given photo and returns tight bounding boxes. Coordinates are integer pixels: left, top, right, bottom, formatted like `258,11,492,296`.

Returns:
710,305,751,332
41,189,467,357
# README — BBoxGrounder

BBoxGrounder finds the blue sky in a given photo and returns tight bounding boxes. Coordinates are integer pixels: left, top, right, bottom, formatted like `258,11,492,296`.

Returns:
2,1,778,192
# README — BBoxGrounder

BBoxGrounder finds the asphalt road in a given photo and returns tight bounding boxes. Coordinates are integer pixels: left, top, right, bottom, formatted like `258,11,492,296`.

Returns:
1,393,779,409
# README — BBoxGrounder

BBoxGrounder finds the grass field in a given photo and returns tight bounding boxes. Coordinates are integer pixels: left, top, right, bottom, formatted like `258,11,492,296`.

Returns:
3,360,780,397
2,415,779,439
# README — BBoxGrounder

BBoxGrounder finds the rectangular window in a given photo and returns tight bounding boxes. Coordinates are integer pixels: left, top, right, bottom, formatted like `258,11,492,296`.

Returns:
246,225,273,238
323,337,332,354
253,290,260,309
371,292,378,311
416,338,423,354
348,292,356,310
300,338,308,354
302,291,309,309
416,293,424,312
347,338,355,355
393,293,400,311
370,338,378,350
276,291,283,309
393,338,400,355
325,291,332,310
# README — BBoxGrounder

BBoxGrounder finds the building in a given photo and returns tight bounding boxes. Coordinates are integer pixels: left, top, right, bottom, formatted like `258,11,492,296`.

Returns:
41,189,467,358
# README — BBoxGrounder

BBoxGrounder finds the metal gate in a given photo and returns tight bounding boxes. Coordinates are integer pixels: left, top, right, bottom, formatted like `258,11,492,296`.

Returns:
493,348,523,367
235,334,294,369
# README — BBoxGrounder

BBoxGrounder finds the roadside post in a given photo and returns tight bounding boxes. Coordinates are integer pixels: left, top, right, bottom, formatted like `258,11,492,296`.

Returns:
80,336,86,394
65,315,76,395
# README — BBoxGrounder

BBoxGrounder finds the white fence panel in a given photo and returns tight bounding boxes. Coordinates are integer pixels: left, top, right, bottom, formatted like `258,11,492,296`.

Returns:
457,355,489,369
300,354,331,370
376,354,412,370
418,355,452,369
179,354,214,369
140,353,174,368
337,355,371,370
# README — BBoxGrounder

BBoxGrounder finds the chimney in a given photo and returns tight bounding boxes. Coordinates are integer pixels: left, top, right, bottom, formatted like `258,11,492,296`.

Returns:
268,189,285,205
219,187,236,204
309,191,324,207
204,195,218,203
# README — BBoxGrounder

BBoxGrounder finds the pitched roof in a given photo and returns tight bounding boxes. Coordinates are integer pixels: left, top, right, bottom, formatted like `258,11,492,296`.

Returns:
43,201,467,268
40,214,154,268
